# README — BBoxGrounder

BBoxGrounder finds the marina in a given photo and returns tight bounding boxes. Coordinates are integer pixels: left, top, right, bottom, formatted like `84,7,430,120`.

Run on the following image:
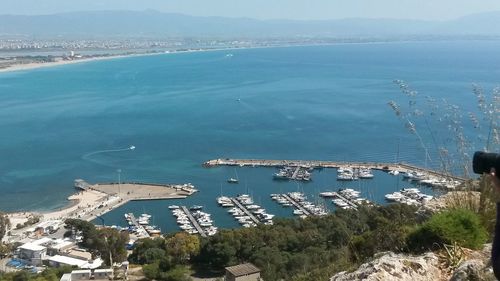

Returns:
385,188,434,206
203,159,466,186
71,180,198,222
272,192,328,218
124,213,150,238
230,197,261,225
281,194,312,217
330,190,362,210
273,166,312,181
178,206,207,237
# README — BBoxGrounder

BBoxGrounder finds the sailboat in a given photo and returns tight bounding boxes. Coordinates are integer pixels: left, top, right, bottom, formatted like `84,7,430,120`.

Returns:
227,168,239,183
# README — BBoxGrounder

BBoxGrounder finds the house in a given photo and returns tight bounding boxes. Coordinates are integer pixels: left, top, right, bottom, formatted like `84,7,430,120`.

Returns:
18,242,47,266
225,263,261,281
17,237,99,269
48,255,103,269
60,269,113,281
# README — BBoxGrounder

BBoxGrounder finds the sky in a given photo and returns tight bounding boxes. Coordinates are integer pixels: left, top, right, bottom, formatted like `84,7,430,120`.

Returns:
2,0,500,20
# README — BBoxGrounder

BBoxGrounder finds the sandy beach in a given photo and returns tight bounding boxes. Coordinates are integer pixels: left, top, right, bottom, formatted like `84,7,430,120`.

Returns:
0,53,157,73
0,45,286,74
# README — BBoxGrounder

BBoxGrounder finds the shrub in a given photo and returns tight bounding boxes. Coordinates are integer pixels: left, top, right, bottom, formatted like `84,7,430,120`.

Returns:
407,208,488,252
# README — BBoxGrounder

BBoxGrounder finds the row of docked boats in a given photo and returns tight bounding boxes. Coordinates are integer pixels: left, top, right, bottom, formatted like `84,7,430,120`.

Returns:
320,189,373,209
271,192,328,217
225,194,275,227
124,213,161,237
273,166,312,181
169,205,218,236
337,167,374,181
385,188,433,206
387,170,461,190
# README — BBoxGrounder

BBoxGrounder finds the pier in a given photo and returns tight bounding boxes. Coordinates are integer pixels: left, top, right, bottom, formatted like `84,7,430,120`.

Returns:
180,206,207,237
281,194,312,216
70,180,198,222
127,213,150,238
230,198,261,224
291,166,301,180
332,192,358,210
203,158,466,182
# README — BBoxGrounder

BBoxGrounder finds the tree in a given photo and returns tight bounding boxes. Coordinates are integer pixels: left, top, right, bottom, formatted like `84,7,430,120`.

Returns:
129,237,166,264
166,233,200,263
95,228,129,265
0,212,11,241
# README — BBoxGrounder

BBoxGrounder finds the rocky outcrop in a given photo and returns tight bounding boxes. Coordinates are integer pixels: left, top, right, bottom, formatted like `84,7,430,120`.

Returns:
450,243,494,281
331,251,443,281
331,244,496,281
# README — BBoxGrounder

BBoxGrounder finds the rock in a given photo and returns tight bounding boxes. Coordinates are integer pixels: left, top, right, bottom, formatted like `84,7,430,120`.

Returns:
450,244,495,281
331,252,442,281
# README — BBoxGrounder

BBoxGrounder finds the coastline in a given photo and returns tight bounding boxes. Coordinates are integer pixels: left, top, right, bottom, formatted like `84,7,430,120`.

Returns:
0,46,250,74
1,39,496,74
5,182,195,241
0,52,165,74
0,41,414,74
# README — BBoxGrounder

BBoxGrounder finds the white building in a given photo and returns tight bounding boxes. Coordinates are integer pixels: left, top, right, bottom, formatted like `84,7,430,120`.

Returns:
18,242,47,266
17,237,97,269
60,269,113,281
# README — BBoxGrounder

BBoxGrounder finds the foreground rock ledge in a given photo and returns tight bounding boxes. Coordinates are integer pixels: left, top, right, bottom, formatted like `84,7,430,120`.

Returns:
331,252,442,281
331,244,495,281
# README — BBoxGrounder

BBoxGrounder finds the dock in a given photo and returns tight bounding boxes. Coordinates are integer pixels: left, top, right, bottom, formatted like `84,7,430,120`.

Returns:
332,192,358,209
71,180,198,222
180,206,207,237
281,194,312,216
203,158,466,182
291,166,301,180
230,198,260,224
127,213,150,238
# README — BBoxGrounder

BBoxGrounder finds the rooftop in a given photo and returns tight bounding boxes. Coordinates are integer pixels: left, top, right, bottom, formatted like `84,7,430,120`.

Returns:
225,263,260,277
19,243,46,252
49,255,88,267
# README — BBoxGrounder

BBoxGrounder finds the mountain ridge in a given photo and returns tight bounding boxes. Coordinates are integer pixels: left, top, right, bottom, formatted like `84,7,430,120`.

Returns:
1,10,500,38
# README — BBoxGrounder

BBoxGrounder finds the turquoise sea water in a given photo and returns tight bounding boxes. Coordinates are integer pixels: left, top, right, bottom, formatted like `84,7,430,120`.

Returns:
1,41,499,232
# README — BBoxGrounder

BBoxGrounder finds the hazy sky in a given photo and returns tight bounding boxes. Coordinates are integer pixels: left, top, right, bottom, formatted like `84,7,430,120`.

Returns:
3,0,500,20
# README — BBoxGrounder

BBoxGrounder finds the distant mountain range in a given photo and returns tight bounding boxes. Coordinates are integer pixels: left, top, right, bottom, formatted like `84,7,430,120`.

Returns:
0,10,499,38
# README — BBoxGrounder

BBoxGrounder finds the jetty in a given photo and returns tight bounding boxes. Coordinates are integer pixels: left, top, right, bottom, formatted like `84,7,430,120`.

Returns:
332,192,358,209
281,194,312,216
230,198,260,224
180,206,207,237
72,180,198,222
127,213,150,238
203,158,466,182
291,166,301,180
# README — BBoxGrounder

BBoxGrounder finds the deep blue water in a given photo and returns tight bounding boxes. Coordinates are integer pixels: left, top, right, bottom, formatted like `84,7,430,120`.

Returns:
1,41,499,232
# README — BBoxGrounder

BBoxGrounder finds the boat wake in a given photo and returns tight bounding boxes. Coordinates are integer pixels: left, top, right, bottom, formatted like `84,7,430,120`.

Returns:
82,145,135,166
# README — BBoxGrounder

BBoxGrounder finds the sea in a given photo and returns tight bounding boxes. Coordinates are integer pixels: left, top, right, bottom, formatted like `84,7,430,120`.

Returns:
1,41,499,233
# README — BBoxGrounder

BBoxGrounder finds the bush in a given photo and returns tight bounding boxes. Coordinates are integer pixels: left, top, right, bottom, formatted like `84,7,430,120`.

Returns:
407,208,488,252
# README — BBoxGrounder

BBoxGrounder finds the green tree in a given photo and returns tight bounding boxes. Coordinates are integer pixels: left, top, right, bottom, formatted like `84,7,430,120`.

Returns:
0,212,11,241
95,228,129,265
166,232,200,263
129,237,166,264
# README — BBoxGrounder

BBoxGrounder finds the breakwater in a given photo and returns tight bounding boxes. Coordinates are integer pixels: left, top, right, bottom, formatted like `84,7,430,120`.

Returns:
203,158,466,183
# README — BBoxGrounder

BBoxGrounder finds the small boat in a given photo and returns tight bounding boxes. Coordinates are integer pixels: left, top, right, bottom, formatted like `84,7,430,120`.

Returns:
168,205,180,210
189,205,203,211
273,172,289,180
319,191,336,198
227,178,239,183
228,168,239,183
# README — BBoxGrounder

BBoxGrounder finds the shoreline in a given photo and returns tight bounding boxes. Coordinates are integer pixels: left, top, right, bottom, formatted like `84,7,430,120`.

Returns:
0,52,166,73
5,181,196,239
0,40,450,74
